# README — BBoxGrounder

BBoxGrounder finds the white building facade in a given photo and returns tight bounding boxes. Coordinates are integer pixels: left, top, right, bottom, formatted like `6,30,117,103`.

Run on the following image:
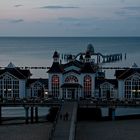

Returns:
47,50,118,100
0,63,31,99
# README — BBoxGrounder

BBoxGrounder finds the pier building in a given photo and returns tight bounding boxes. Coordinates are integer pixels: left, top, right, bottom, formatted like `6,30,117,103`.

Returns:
0,45,139,100
0,62,31,99
47,45,122,100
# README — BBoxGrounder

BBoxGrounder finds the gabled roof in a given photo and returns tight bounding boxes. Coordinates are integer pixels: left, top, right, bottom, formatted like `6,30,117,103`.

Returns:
27,78,48,88
63,60,83,69
95,78,118,88
80,62,96,73
47,62,64,73
63,69,81,75
0,68,31,79
115,68,140,79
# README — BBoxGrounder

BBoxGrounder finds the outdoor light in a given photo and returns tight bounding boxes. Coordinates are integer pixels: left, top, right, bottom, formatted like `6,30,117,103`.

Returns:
45,91,48,95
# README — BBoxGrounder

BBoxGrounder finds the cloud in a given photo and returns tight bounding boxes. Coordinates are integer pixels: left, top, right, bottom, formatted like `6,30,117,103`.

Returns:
122,6,140,11
39,5,79,9
120,0,125,3
14,5,23,7
10,19,24,23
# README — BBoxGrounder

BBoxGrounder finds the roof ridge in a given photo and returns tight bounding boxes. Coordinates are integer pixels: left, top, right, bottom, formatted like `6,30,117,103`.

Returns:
118,68,131,79
13,67,27,79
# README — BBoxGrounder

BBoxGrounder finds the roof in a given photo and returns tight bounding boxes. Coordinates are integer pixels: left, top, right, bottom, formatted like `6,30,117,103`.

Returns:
47,62,64,73
63,60,83,69
80,62,96,73
61,83,82,88
95,78,118,88
27,78,48,88
115,68,140,79
0,68,31,79
63,69,81,75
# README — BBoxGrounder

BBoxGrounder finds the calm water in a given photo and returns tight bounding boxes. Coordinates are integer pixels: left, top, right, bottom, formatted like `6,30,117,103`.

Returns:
0,37,140,78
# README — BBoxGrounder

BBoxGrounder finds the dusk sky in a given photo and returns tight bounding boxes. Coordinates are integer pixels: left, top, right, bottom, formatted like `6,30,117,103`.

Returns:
0,0,140,36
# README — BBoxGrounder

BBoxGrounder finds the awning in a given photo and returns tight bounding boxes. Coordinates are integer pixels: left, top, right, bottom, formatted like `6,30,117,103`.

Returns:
61,83,83,88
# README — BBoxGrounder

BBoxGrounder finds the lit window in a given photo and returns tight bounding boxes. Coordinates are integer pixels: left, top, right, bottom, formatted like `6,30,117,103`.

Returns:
65,75,78,83
51,75,60,98
125,76,140,99
84,75,92,97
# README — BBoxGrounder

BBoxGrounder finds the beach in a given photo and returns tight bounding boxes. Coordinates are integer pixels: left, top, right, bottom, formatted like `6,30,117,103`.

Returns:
76,120,140,140
0,123,52,140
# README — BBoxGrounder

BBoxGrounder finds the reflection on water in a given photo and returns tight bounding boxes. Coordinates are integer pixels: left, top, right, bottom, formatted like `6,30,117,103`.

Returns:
101,108,140,117
2,107,49,117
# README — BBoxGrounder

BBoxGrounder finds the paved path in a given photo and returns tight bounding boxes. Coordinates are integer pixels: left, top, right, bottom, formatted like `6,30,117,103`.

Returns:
53,101,77,140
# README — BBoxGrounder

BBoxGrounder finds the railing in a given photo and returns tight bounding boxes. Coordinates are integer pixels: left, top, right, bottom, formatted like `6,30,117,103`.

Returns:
48,103,62,140
78,99,140,108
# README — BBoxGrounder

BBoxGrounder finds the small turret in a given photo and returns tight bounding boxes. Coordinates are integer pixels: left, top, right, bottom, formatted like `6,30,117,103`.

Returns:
67,54,73,62
53,51,59,63
85,51,91,63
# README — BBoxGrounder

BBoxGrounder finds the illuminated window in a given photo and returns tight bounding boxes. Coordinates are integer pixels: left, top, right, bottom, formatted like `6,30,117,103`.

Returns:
84,75,92,97
125,76,140,98
51,75,60,98
65,75,78,83
0,74,19,98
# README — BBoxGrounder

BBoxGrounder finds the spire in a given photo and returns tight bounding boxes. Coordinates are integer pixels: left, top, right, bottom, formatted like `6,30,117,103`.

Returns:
53,51,59,63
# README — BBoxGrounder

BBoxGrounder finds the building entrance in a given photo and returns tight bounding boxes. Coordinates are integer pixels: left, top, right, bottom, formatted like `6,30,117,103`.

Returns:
67,88,75,99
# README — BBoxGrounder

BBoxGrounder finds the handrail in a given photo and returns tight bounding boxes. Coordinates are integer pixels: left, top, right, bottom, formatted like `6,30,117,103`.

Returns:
48,103,62,140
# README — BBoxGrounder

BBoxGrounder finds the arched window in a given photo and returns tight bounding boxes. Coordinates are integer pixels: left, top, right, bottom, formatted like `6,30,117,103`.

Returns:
0,74,19,98
125,76,140,98
101,83,114,98
65,75,78,83
31,82,44,97
84,75,92,97
51,75,60,98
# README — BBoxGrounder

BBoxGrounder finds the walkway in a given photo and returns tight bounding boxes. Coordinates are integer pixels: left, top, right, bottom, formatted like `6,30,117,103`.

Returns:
53,101,78,140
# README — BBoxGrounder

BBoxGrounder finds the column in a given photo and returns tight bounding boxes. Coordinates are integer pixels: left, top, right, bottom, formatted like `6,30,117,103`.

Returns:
30,107,34,123
35,107,38,123
0,106,2,124
25,106,29,124
108,107,116,121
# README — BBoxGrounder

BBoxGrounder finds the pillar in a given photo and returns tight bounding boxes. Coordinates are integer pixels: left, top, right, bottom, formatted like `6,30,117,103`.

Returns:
35,107,38,123
25,107,29,124
30,107,34,123
0,106,2,124
108,107,115,121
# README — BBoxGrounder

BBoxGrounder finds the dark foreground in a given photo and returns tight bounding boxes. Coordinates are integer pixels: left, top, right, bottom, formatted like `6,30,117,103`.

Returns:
0,122,52,140
76,120,140,140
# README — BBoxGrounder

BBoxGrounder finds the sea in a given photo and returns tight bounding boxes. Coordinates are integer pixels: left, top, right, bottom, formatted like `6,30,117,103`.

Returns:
0,37,140,117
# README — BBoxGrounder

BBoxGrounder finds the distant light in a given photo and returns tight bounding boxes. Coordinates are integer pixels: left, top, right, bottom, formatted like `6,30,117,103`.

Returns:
45,91,48,95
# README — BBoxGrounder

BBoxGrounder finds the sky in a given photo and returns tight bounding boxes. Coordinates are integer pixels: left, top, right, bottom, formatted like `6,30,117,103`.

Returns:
0,0,140,36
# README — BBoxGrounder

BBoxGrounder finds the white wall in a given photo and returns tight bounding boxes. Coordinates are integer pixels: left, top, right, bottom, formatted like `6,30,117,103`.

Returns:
19,80,26,98
118,80,124,99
